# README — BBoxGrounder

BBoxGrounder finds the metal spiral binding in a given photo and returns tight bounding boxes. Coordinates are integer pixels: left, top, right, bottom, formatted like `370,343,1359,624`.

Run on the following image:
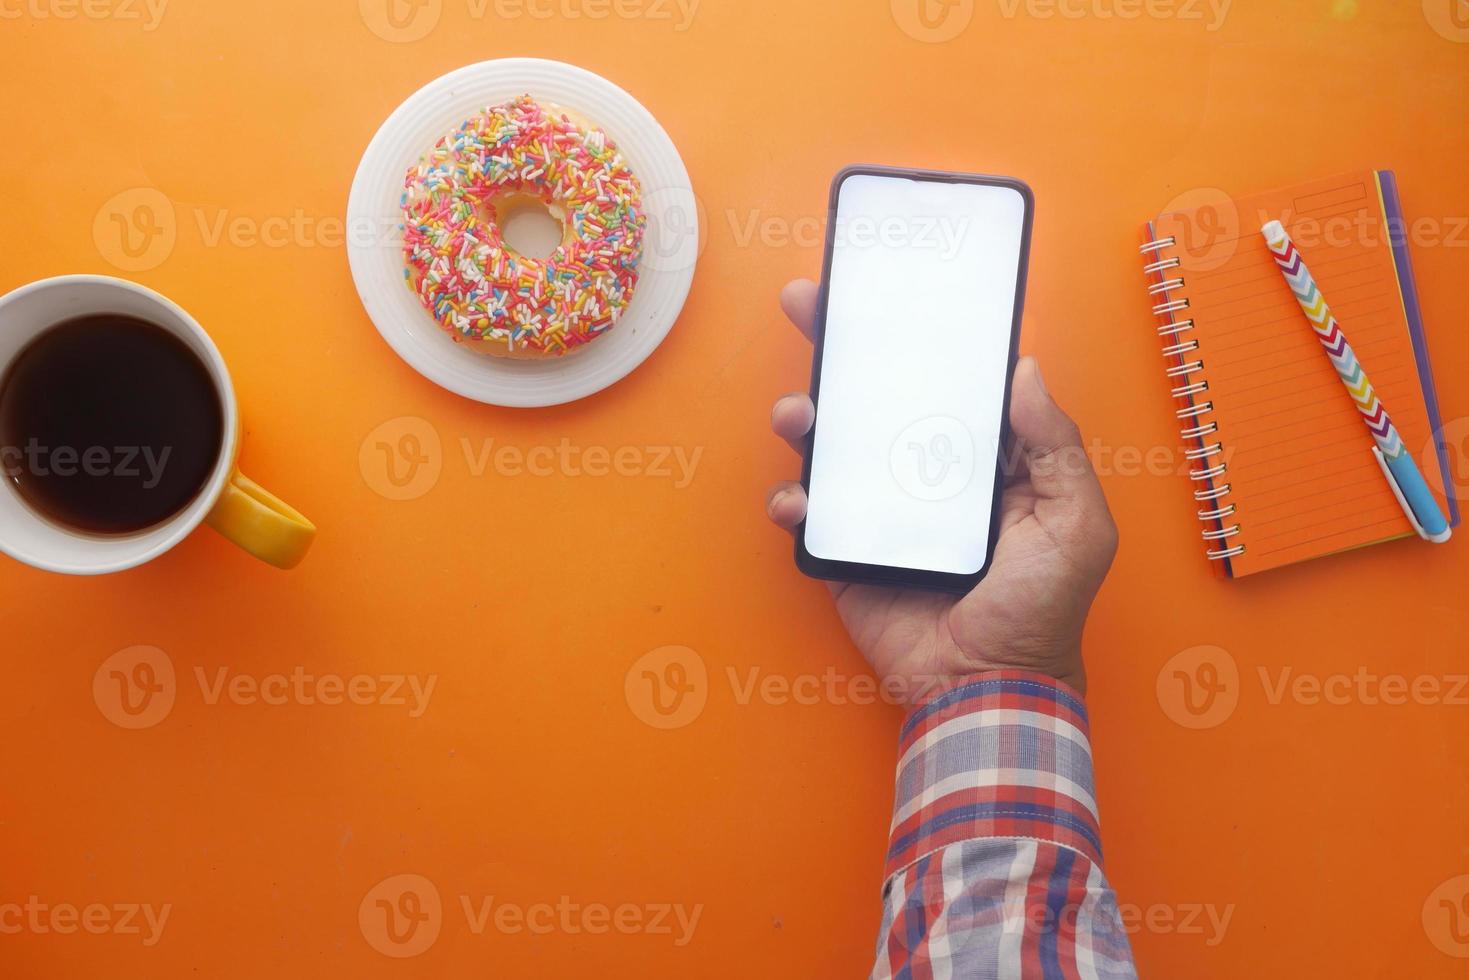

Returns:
1140,235,1245,562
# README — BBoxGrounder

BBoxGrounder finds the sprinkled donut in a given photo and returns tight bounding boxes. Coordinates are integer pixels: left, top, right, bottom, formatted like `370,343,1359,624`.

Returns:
401,96,646,358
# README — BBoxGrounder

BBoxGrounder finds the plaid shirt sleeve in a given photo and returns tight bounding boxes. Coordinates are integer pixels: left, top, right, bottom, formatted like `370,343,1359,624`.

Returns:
872,671,1137,979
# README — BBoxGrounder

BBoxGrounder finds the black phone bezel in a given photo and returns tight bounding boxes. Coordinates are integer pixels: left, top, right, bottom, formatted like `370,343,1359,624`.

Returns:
795,164,1035,595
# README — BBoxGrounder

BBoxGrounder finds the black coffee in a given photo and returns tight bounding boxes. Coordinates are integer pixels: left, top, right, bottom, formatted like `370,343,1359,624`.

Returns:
0,314,224,535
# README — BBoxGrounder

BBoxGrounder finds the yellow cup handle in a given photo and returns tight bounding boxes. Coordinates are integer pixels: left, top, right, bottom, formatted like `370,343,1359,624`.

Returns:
204,470,316,569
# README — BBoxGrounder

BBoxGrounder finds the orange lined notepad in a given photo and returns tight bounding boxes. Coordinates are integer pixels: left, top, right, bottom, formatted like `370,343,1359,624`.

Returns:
1140,171,1458,578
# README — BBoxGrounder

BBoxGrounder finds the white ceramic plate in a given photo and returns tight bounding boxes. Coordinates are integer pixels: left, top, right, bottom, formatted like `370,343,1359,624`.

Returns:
346,58,699,407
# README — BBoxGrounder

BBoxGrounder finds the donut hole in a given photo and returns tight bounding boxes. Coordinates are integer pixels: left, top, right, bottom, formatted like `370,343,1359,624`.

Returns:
493,193,566,261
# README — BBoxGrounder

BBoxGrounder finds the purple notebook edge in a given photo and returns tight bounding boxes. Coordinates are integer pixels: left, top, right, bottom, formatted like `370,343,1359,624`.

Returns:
1376,169,1461,528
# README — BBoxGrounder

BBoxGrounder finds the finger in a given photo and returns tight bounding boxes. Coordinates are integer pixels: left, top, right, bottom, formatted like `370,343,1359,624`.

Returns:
1000,431,1028,488
765,481,808,531
779,279,820,345
996,482,1037,535
772,392,816,453
1008,357,1106,506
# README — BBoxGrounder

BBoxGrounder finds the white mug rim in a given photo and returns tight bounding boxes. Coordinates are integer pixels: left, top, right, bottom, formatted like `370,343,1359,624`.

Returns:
0,275,239,575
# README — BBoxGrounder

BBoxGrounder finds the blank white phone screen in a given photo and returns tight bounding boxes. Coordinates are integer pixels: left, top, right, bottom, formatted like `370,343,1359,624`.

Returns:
805,174,1026,575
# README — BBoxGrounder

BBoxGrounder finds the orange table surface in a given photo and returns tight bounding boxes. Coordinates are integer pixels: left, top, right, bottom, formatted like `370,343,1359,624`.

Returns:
3,2,1469,977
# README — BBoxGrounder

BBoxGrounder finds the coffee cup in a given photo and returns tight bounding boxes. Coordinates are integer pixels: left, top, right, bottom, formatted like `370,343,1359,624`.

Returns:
0,275,314,575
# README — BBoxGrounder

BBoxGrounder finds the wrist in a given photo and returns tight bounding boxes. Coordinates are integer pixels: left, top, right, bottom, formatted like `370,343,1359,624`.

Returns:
902,668,1085,718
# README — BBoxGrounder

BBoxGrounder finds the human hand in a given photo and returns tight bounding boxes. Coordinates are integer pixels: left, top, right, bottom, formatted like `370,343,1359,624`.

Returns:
766,279,1118,702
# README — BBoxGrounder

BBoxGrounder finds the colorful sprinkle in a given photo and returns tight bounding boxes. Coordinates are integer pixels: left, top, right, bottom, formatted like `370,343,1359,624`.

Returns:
401,96,646,357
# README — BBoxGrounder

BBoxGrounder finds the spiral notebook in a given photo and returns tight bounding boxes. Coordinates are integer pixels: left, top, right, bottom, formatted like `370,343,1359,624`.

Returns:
1139,170,1459,578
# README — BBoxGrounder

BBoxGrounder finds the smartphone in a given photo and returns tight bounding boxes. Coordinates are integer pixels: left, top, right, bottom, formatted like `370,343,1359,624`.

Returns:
797,165,1034,593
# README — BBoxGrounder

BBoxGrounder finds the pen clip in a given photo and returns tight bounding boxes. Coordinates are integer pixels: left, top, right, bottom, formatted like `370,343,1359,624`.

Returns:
1373,447,1453,544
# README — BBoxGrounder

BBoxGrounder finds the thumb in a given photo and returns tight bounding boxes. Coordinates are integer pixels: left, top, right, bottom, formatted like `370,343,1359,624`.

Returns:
1008,357,1102,502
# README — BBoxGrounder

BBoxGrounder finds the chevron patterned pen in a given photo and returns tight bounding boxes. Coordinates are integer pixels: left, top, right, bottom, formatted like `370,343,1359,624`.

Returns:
1261,220,1450,542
